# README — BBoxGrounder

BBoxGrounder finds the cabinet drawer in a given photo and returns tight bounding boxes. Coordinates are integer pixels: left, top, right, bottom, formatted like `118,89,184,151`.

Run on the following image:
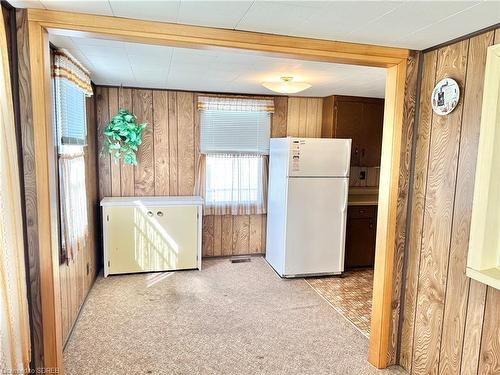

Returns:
348,205,376,219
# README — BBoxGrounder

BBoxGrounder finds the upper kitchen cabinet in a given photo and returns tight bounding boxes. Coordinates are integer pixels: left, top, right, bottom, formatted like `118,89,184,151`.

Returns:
321,96,384,167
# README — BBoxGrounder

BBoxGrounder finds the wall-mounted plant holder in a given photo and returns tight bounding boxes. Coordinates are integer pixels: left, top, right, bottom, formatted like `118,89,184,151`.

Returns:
467,43,500,291
102,108,147,165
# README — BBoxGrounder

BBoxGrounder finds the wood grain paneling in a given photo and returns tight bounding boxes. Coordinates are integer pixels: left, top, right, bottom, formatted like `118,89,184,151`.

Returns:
16,8,44,367
400,26,500,375
108,87,120,197
96,87,111,199
153,90,169,196
232,216,250,255
400,51,438,371
387,52,420,365
286,97,323,137
119,88,134,196
478,288,500,375
439,31,494,375
133,89,154,196
58,96,99,344
177,91,195,195
271,96,288,138
168,91,179,196
97,87,278,257
412,39,469,375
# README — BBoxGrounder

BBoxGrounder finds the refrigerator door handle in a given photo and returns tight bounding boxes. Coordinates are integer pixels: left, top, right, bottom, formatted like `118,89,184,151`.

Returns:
343,178,349,212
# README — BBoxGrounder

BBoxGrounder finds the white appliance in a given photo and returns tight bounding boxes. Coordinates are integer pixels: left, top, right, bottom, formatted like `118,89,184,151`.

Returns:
265,137,351,278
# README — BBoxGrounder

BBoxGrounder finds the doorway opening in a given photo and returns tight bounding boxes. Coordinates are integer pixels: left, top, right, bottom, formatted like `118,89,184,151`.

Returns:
25,9,411,372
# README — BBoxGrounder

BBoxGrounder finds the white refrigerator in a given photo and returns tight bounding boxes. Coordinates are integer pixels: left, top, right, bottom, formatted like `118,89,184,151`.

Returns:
265,137,351,278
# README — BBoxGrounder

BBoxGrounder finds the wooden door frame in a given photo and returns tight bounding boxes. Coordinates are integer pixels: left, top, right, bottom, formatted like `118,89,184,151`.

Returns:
25,9,410,372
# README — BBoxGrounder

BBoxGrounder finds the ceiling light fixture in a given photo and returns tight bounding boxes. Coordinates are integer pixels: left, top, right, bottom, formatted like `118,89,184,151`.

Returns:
262,76,312,94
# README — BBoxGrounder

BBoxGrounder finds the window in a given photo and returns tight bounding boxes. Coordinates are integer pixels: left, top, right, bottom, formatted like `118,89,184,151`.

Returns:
204,154,266,215
197,96,273,215
52,49,93,263
53,49,92,147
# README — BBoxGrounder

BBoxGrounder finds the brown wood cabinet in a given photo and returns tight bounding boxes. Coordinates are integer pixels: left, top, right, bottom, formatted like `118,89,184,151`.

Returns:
322,95,384,167
344,205,377,269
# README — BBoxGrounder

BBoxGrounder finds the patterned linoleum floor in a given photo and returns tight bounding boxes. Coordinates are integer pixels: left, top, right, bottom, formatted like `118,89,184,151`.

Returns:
306,269,374,337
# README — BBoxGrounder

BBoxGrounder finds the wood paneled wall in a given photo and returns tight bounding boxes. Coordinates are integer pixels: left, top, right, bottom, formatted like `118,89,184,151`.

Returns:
286,97,323,137
59,96,99,343
16,8,100,352
399,28,500,374
15,9,43,367
95,87,290,257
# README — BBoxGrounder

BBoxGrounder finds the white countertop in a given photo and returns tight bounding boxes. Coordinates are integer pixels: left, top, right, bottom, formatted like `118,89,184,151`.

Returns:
100,196,204,207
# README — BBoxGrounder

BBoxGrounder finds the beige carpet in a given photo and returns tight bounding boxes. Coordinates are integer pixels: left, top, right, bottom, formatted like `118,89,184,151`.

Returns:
64,257,405,375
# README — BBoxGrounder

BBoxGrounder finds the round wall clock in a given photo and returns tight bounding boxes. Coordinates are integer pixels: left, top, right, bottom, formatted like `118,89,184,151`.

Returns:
431,78,460,116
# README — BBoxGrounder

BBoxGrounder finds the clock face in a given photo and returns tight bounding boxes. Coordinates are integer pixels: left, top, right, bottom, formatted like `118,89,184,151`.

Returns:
431,78,460,116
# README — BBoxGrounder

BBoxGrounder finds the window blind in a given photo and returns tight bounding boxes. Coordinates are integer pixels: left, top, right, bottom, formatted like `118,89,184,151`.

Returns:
54,77,87,146
200,109,271,154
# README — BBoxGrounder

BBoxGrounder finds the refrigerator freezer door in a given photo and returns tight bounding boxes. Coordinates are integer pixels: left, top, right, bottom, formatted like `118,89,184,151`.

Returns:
288,138,351,177
284,177,348,276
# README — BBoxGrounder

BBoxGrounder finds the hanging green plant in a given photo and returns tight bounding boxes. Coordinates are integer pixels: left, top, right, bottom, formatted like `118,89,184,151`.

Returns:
102,108,147,165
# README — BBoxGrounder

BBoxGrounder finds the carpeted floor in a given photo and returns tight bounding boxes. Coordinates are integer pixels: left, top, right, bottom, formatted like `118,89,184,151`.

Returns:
64,257,405,375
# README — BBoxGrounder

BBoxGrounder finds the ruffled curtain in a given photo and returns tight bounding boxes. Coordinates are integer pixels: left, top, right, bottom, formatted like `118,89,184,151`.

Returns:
0,6,31,372
53,49,92,96
195,154,268,215
59,151,88,262
197,95,274,113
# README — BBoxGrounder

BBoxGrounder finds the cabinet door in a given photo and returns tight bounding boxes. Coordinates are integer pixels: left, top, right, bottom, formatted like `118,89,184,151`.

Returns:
143,205,198,270
359,101,384,167
344,206,377,269
106,206,140,275
107,205,198,275
334,101,364,165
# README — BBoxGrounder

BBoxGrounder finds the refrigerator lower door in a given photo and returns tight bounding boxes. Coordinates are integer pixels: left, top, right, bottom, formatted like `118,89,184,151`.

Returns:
284,177,348,276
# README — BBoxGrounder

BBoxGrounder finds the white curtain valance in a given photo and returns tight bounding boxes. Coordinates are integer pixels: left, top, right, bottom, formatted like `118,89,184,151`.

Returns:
53,48,93,96
198,96,274,113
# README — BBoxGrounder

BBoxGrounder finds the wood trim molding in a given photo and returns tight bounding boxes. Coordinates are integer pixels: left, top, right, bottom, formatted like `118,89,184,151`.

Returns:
27,9,408,68
24,9,411,372
27,19,63,370
368,60,408,368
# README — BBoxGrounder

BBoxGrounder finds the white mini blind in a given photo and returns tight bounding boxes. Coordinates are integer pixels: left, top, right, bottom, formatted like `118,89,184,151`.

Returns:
53,48,92,148
55,78,87,146
199,96,273,154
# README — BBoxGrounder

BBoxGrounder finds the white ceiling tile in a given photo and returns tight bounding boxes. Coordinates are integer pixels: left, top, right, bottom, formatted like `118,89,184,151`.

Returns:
124,43,173,59
236,1,327,35
41,0,113,15
345,1,482,46
296,1,404,41
12,0,500,51
396,2,500,50
7,0,45,8
109,0,180,22
178,1,253,29
48,33,387,97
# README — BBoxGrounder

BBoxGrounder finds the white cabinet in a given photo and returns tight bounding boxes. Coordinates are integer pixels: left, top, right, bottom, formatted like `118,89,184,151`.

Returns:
101,196,203,277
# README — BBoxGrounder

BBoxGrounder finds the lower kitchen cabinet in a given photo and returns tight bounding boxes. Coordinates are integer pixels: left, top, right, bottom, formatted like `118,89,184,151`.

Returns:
344,205,377,269
101,196,203,277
